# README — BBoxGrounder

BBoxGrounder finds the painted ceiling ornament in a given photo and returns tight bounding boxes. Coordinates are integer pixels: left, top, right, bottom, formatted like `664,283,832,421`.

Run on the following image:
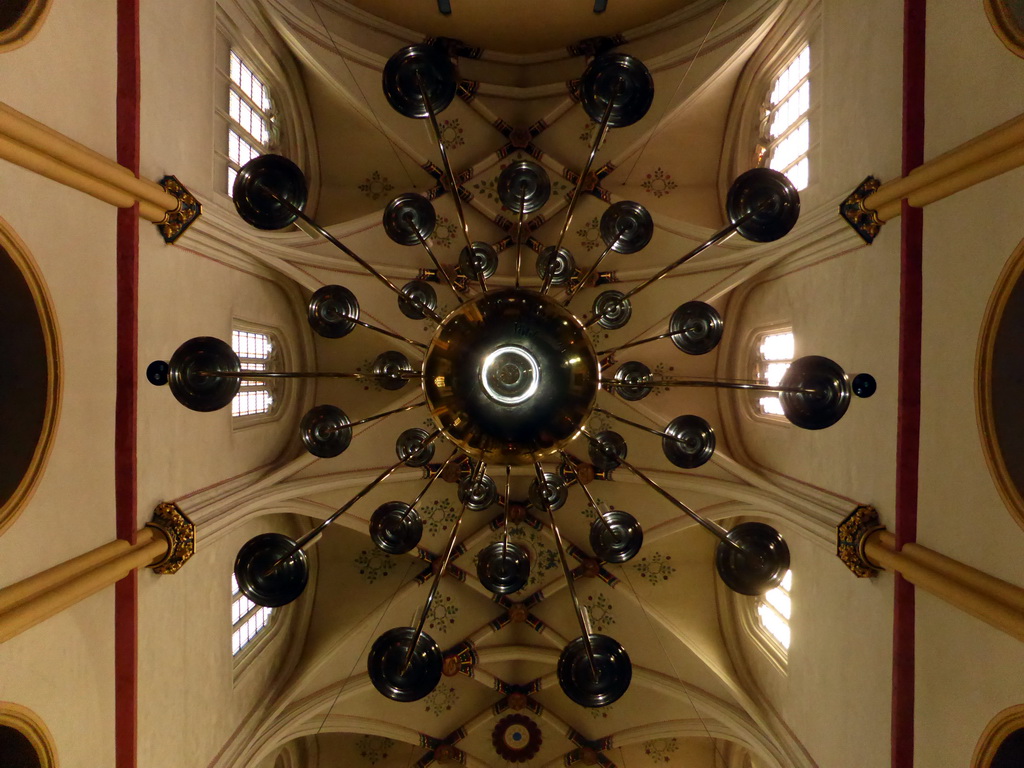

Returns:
356,734,395,765
358,170,394,200
641,167,678,198
643,737,680,763
492,713,543,763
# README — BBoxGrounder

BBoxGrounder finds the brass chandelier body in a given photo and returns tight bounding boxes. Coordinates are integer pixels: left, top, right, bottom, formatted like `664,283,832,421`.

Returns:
148,40,874,709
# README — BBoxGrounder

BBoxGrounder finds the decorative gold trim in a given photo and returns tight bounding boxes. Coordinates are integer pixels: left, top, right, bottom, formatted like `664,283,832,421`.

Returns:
836,505,883,577
0,216,62,539
145,502,196,574
972,703,1024,767
0,0,53,53
157,176,202,244
976,233,1024,533
839,175,883,244
984,0,1024,59
0,702,58,767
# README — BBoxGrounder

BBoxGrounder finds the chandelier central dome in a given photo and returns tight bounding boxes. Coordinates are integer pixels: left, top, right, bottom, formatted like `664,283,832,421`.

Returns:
422,288,599,464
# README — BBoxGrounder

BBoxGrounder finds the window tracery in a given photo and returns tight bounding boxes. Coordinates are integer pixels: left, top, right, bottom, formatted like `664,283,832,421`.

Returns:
758,44,811,191
753,329,794,419
231,327,281,419
232,572,274,656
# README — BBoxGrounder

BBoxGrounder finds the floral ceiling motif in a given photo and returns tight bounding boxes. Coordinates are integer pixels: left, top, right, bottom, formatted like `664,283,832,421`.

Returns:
358,170,395,200
355,549,397,584
641,167,678,198
425,591,459,634
632,551,676,585
643,737,680,763
356,735,396,764
423,683,458,717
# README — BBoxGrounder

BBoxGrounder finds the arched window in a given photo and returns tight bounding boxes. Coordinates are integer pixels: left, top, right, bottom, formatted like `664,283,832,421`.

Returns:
225,49,276,196
755,568,792,655
231,326,281,420
215,4,318,211
753,329,794,419
757,44,811,190
231,573,274,657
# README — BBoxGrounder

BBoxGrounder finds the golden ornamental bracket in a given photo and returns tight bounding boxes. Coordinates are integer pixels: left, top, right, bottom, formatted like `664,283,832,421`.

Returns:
146,502,196,574
839,175,884,244
156,175,202,244
837,505,884,577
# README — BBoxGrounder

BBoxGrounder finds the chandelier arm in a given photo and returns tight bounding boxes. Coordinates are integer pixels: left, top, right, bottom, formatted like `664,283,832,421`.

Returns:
503,464,512,549
268,430,443,571
615,201,772,305
579,427,742,553
559,451,615,536
406,447,462,516
336,401,425,432
514,187,527,289
259,188,444,324
543,82,621,296
563,234,621,307
347,314,430,351
533,461,599,680
594,328,680,356
592,406,687,443
599,377,817,395
412,223,464,301
415,74,486,294
403,457,486,672
200,370,423,380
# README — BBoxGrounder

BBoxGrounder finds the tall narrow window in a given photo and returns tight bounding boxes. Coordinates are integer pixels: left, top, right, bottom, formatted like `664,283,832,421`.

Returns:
227,50,274,196
759,44,810,190
232,328,278,418
232,574,273,656
754,330,794,418
756,568,792,652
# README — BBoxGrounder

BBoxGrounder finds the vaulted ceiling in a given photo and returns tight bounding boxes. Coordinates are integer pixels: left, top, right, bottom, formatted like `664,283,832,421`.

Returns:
251,1,792,765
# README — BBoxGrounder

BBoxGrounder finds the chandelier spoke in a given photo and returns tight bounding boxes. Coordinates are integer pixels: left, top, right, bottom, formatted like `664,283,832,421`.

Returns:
337,313,429,351
601,375,817,395
564,236,620,306
275,431,443,567
370,447,461,555
515,190,527,289
532,461,599,680
413,224,465,301
543,86,620,297
411,69,488,296
579,426,737,550
403,457,486,672
565,200,653,306
561,451,643,563
256,184,444,324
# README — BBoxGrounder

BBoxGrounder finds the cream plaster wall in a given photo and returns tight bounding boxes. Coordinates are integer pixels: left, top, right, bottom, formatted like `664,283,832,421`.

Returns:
733,523,893,768
138,512,309,768
0,6,120,764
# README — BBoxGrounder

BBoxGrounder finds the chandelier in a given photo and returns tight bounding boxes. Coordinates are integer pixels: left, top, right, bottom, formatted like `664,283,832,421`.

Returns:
148,42,874,709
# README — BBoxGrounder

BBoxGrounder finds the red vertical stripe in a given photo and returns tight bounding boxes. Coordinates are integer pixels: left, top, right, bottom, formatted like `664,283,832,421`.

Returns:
115,0,141,767
893,1,926,766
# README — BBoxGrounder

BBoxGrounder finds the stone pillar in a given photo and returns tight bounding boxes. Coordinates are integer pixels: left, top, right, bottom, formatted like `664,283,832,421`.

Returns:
0,102,201,242
0,503,194,644
838,506,1024,643
840,111,1024,243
